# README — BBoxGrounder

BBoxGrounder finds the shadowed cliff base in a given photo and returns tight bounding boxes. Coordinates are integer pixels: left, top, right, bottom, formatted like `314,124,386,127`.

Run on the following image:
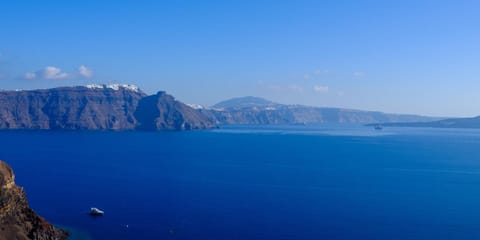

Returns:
134,91,216,130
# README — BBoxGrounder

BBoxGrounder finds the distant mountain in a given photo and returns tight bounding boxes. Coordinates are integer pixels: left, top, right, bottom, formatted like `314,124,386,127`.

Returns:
377,116,480,128
0,85,215,131
213,96,277,109
204,96,442,125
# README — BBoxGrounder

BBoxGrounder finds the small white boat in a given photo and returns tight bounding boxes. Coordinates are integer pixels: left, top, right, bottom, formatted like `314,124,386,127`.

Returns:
89,207,104,216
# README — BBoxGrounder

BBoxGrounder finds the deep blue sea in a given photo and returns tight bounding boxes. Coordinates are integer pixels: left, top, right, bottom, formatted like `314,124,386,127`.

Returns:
2,124,480,239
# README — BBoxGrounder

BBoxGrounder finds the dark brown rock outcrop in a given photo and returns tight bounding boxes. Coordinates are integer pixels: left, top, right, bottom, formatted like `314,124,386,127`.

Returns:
0,160,68,240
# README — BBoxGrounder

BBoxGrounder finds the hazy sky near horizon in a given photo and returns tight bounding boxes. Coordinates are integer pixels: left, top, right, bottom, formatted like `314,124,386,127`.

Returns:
1,1,479,117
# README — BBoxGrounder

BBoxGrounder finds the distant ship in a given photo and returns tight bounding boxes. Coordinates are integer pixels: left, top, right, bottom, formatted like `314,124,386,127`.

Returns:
89,207,104,216
374,124,383,130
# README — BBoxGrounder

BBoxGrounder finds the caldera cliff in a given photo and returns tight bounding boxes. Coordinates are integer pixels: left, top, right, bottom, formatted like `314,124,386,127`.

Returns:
0,85,215,131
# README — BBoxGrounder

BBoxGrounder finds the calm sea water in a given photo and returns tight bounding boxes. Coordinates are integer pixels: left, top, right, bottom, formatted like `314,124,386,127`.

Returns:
2,125,480,239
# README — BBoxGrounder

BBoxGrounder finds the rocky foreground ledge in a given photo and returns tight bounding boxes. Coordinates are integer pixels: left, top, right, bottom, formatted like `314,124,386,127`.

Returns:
0,160,68,240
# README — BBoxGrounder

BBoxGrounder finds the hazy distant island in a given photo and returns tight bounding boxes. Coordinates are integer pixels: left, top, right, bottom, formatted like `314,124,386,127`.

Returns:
0,85,444,131
0,160,68,240
371,116,480,129
199,96,442,125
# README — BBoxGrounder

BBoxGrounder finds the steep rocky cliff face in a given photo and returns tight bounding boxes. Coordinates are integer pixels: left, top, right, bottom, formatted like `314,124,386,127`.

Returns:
0,161,68,240
0,86,146,130
135,91,216,130
0,86,215,131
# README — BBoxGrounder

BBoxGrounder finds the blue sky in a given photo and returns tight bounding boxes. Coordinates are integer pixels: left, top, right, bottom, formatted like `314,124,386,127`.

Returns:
1,0,479,117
